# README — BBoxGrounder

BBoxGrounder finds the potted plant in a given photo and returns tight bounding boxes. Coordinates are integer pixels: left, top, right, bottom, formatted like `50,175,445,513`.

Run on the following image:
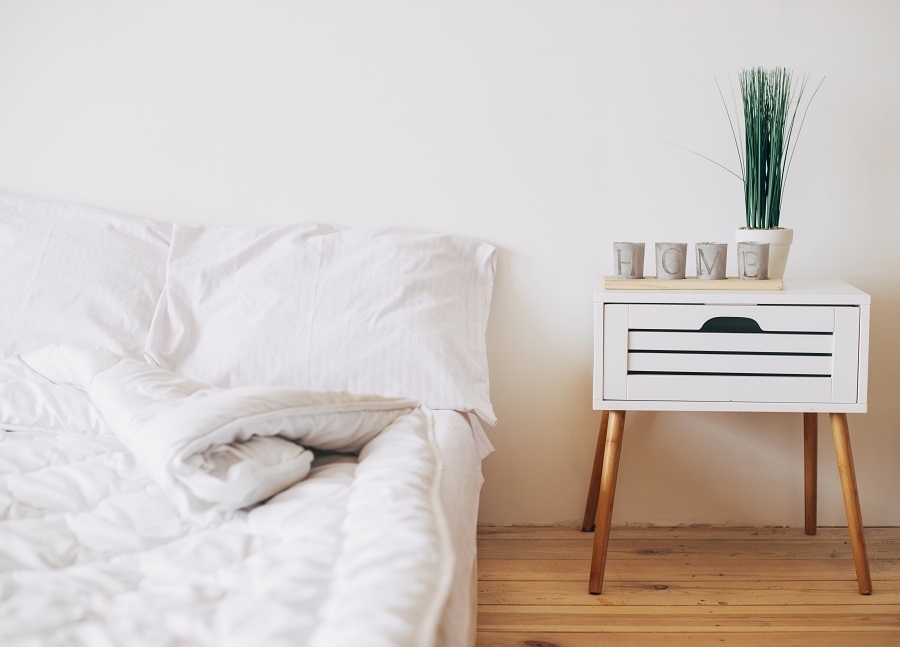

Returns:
722,67,822,278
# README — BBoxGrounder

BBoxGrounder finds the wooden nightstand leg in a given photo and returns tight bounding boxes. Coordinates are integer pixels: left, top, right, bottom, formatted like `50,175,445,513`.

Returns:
589,410,626,595
803,412,818,536
581,410,610,532
829,412,872,595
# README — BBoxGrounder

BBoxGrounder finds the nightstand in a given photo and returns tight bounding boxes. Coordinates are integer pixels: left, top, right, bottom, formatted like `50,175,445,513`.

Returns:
584,278,872,594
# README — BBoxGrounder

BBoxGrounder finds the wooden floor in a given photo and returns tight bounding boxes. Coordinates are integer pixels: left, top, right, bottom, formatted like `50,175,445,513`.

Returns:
476,525,900,646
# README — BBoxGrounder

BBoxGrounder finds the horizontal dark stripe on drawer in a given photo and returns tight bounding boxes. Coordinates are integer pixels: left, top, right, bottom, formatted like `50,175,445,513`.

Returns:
628,371,831,378
630,328,833,335
629,349,832,357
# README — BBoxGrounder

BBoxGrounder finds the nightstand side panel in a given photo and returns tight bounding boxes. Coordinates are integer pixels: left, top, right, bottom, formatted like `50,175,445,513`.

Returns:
601,304,628,400
832,307,861,404
857,304,871,408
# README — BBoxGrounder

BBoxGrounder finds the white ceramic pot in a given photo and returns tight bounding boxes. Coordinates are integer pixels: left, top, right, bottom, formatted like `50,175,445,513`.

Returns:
735,227,793,279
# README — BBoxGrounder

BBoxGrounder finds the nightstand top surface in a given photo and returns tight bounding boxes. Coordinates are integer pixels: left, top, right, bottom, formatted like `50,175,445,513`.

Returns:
595,277,870,306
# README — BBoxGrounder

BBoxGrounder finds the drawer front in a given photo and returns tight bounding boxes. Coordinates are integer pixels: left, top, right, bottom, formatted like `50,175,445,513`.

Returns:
600,304,860,405
626,375,834,404
627,352,832,375
628,304,835,333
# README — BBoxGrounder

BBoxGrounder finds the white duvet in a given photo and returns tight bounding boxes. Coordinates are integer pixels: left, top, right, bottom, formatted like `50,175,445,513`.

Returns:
0,346,453,647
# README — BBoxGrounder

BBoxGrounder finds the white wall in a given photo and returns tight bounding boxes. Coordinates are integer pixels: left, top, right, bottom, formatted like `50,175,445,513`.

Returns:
1,1,898,526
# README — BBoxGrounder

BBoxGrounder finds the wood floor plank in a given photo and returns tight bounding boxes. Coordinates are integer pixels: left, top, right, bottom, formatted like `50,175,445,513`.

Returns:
477,525,900,541
478,579,900,606
478,557,900,582
476,604,900,631
477,537,899,560
476,631,900,646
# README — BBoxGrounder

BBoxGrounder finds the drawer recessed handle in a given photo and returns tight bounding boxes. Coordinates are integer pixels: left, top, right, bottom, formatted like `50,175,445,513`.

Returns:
699,316,764,334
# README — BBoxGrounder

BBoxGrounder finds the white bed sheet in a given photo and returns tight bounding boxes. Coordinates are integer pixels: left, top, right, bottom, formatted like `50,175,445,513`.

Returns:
431,411,493,647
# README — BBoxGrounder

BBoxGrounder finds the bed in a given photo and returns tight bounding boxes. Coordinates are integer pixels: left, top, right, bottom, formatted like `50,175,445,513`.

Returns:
0,192,497,647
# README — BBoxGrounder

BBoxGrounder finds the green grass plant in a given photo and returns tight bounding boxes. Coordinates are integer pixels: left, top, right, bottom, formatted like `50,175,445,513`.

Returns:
719,67,822,229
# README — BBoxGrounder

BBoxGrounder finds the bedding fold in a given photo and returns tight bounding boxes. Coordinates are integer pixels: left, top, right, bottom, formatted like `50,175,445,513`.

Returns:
18,344,420,520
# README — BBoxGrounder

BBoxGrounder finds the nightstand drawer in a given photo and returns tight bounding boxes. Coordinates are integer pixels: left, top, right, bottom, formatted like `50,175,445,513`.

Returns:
599,303,861,405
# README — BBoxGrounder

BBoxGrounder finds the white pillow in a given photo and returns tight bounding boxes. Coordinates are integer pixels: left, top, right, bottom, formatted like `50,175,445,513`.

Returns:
0,192,171,359
144,224,497,424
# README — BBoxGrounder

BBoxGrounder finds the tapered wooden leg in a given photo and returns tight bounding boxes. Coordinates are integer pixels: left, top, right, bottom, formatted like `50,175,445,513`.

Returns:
581,410,610,532
829,412,872,595
803,412,818,536
589,410,625,594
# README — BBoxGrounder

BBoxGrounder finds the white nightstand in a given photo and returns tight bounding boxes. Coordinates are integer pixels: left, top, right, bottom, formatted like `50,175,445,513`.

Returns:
584,278,872,595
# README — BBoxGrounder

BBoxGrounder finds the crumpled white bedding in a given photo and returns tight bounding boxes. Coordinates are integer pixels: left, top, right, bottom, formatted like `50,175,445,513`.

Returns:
0,346,454,647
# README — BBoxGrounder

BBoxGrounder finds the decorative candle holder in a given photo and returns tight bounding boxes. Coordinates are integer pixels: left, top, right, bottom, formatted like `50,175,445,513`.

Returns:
737,241,770,280
695,242,727,280
612,242,645,279
655,242,687,279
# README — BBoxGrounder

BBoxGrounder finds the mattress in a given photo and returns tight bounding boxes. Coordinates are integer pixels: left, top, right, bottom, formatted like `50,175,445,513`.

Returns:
0,352,492,647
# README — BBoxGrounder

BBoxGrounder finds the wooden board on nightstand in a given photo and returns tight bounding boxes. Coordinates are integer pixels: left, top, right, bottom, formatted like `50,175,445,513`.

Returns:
604,276,784,290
